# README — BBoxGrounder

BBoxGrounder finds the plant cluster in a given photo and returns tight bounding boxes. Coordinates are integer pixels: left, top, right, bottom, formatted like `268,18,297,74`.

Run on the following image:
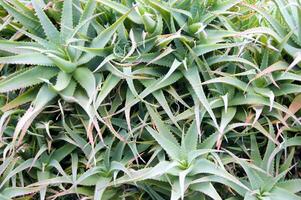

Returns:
0,0,300,199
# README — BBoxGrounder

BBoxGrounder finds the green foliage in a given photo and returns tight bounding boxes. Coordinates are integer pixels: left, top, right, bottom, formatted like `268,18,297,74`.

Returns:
0,0,300,199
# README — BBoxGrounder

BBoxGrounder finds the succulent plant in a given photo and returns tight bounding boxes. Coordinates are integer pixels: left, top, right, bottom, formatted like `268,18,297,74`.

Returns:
0,0,300,199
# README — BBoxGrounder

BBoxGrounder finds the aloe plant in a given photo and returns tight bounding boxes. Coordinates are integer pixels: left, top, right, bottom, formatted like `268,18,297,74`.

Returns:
0,0,301,199
0,0,132,146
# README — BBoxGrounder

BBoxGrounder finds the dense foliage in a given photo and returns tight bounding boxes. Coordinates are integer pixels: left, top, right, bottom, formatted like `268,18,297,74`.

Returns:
0,0,301,199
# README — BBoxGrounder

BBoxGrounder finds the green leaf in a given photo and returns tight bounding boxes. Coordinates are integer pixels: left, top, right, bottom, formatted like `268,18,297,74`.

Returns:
1,187,41,198
0,66,59,93
146,125,181,161
73,67,96,98
191,182,222,200
1,88,38,112
0,0,42,35
182,120,198,153
47,54,77,73
32,0,61,43
0,159,34,188
193,42,245,56
0,40,42,54
91,8,133,48
0,53,55,66
146,104,180,147
95,74,120,108
61,0,73,40
51,71,72,92
183,65,218,128
50,143,76,163
97,0,142,24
